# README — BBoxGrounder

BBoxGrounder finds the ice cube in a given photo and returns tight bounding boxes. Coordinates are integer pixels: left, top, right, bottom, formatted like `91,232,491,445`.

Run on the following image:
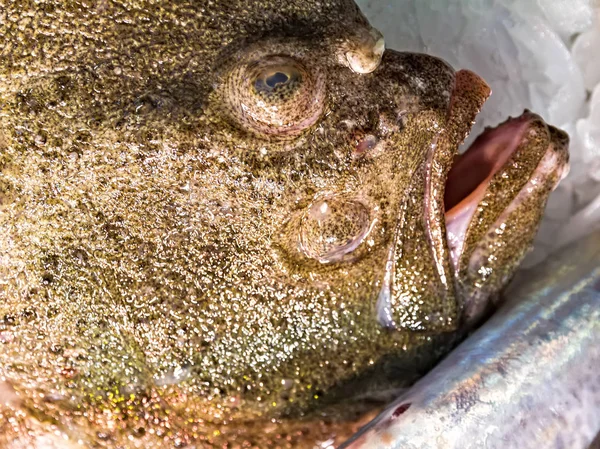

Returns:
572,171,600,208
536,0,594,38
554,194,600,247
576,114,600,163
572,26,600,91
544,184,574,221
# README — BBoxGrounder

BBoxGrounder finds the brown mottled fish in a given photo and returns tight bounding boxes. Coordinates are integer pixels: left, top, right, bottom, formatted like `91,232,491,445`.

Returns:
0,1,568,447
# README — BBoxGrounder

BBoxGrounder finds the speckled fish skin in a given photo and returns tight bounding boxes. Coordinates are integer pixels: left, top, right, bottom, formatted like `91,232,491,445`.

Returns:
0,0,568,448
343,229,600,449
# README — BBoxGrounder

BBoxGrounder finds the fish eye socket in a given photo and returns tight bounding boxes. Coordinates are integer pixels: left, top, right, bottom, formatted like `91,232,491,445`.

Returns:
220,55,326,138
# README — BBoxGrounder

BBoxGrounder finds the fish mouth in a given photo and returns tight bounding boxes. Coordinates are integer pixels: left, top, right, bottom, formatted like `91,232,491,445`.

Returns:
375,67,569,331
442,108,570,270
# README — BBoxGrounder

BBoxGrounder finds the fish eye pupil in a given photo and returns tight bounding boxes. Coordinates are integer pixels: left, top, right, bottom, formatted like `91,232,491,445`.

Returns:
254,68,300,96
265,71,289,88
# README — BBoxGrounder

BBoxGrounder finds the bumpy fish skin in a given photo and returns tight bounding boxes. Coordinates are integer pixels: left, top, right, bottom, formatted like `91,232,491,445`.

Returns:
0,0,568,447
344,229,600,449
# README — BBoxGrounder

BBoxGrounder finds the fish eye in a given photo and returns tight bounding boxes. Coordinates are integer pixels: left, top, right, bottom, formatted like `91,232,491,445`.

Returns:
220,56,326,138
297,194,375,264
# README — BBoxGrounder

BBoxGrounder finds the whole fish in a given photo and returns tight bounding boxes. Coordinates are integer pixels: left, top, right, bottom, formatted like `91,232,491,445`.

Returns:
0,0,568,447
343,229,600,449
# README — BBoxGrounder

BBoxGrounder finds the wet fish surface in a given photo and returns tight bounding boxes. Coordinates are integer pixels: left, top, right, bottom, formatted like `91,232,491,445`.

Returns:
0,0,569,447
343,229,600,449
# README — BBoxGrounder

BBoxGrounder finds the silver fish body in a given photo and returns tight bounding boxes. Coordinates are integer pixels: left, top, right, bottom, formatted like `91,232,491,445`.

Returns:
343,229,600,449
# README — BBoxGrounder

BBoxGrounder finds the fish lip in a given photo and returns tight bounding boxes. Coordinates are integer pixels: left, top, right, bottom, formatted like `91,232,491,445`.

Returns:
418,70,491,319
376,67,490,331
444,110,570,217
443,112,535,220
442,110,571,272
